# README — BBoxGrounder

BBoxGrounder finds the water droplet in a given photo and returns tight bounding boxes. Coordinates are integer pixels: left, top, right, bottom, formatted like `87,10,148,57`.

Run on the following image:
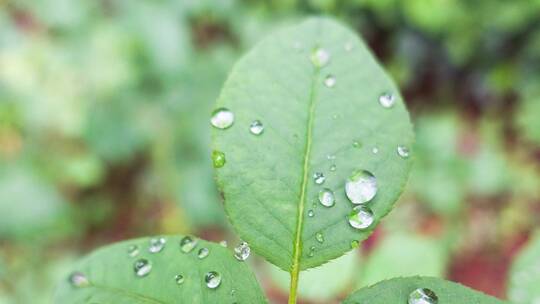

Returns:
318,188,335,207
308,246,315,257
308,210,314,217
249,120,264,135
348,205,375,230
353,141,362,148
344,41,354,52
311,47,330,67
316,232,324,243
148,237,166,254
345,170,378,204
329,164,336,172
327,154,336,160
324,75,336,88
127,245,140,257
372,147,379,154
210,108,234,129
378,93,396,108
212,150,226,168
175,274,185,285
234,242,251,261
408,288,439,304
134,259,152,277
180,236,198,253
350,240,359,249
198,247,210,259
219,240,228,247
68,272,90,288
332,114,338,120
205,271,222,289
313,172,326,185
397,146,410,158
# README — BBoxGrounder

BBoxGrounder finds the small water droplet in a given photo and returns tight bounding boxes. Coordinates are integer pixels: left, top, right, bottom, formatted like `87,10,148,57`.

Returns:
148,237,166,254
198,247,210,259
348,205,375,230
353,141,362,148
316,232,324,243
175,274,185,285
68,272,90,288
372,147,379,154
318,188,335,207
329,164,336,172
134,259,152,277
313,172,326,185
308,246,315,257
249,120,264,135
397,145,410,158
345,170,378,204
212,150,226,168
378,93,396,108
219,240,228,247
350,240,359,249
205,271,222,289
234,242,251,261
408,288,438,304
324,75,336,88
180,236,198,253
127,245,140,257
344,41,354,52
311,47,330,67
332,114,338,120
327,154,336,160
211,108,234,129
308,210,314,217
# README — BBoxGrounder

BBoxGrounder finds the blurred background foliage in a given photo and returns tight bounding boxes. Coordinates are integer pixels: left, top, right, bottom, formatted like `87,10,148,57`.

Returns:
0,0,539,303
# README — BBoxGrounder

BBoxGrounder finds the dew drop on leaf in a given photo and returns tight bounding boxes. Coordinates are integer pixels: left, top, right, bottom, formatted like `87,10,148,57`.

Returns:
353,140,362,148
133,259,152,277
372,147,379,154
329,164,336,172
348,205,374,230
310,47,330,67
212,150,226,168
408,288,439,304
180,236,198,253
378,93,396,108
205,271,222,289
148,237,166,254
313,172,326,185
308,209,314,217
249,120,264,135
308,246,316,257
198,247,209,259
316,232,324,243
234,241,251,261
327,154,336,160
175,274,185,285
324,75,336,88
210,108,234,129
68,272,90,288
318,188,335,207
127,245,140,257
397,145,410,158
345,170,377,204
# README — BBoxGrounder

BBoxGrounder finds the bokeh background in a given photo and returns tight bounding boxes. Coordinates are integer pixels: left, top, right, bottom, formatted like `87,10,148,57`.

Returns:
1,1,540,303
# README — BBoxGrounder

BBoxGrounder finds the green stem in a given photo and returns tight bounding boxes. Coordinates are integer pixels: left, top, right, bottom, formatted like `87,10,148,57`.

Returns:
288,269,300,304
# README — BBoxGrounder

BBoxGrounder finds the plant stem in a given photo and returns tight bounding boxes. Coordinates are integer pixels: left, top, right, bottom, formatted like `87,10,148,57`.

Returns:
288,267,300,304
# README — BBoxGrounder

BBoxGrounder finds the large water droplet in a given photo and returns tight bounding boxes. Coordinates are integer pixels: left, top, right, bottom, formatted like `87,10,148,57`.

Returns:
212,150,226,168
311,47,330,67
308,210,314,217
175,274,185,285
68,272,90,288
348,205,374,230
134,259,152,277
324,75,336,88
316,232,324,243
127,245,140,257
318,188,335,207
378,93,396,108
180,236,198,253
205,271,222,289
234,242,251,261
211,108,234,129
249,120,264,135
148,237,166,254
198,247,210,259
345,170,377,204
397,145,410,159
313,172,326,185
408,288,439,304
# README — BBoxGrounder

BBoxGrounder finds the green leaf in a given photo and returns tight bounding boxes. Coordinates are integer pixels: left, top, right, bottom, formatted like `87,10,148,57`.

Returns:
212,17,413,271
508,231,540,304
54,235,267,304
343,277,507,304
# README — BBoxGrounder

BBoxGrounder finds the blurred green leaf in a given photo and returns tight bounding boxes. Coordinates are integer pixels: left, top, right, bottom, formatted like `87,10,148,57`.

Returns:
508,231,540,304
